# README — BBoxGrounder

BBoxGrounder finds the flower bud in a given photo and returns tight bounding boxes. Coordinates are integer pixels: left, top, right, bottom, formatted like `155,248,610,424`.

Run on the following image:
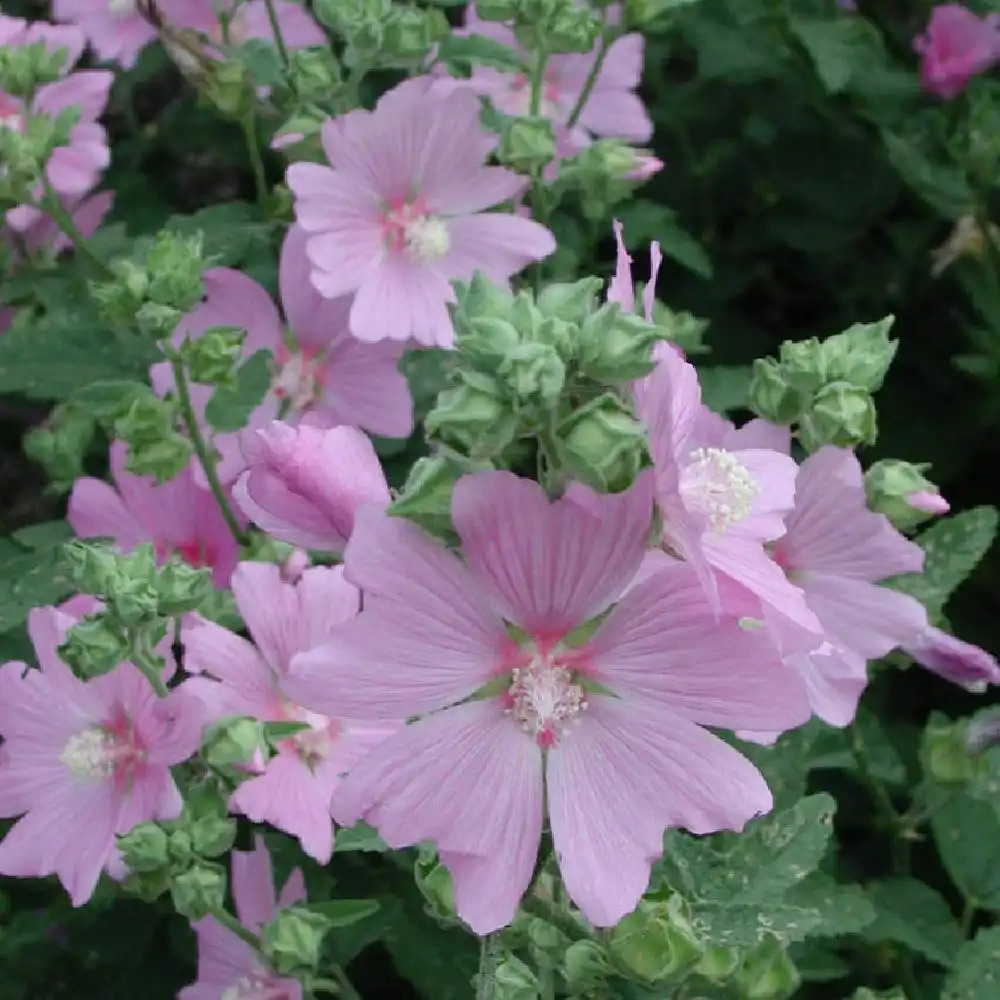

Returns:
499,116,557,173
388,454,489,540
454,271,516,326
609,899,702,983
497,341,566,405
821,316,897,392
749,358,807,424
415,854,457,924
202,716,265,767
525,917,570,962
261,906,332,975
104,557,161,626
696,944,742,982
922,714,980,786
476,0,518,20
155,558,214,616
543,5,601,54
145,231,207,313
181,326,246,387
382,6,441,65
170,861,226,921
425,372,520,460
536,277,603,325
59,613,130,679
288,48,339,100
117,822,170,874
188,813,237,858
63,540,120,594
91,259,149,328
736,936,800,1000
778,338,827,394
555,392,650,493
455,316,523,372
903,626,1000,693
167,830,194,865
578,305,661,382
798,382,877,452
493,953,541,1000
561,939,610,993
313,0,391,33
204,57,254,120
865,459,948,533
123,433,193,483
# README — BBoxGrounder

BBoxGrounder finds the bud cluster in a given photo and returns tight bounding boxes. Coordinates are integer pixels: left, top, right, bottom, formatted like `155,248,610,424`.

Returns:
749,316,898,452
477,0,602,55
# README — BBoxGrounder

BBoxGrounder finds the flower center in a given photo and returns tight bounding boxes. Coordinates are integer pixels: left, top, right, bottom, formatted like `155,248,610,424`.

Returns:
107,0,136,16
221,972,292,1000
380,197,450,263
279,705,341,768
60,723,144,782
0,93,24,133
504,655,587,749
156,538,215,570
679,447,758,533
505,71,564,119
272,345,325,413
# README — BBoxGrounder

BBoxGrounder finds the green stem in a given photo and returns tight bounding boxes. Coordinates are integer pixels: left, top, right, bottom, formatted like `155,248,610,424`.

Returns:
131,632,169,697
241,112,269,209
331,965,364,1000
262,0,295,88
210,906,262,950
850,728,910,875
528,45,548,117
564,25,614,131
36,179,112,279
961,897,979,938
168,355,248,546
476,933,501,1000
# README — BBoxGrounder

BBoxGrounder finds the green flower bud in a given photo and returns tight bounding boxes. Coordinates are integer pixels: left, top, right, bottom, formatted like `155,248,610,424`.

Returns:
63,540,120,595
188,813,237,858
923,715,981,786
382,6,439,65
155,557,214,616
314,0,390,32
135,302,184,341
104,550,161,626
578,306,660,383
182,326,246,387
526,917,570,961
609,900,702,983
536,277,603,325
777,338,827,394
123,867,172,903
59,614,130,679
455,271,517,324
23,406,96,492
736,936,800,1000
91,259,149,328
865,459,947,533
262,906,332,975
167,830,194,865
170,861,226,921
493,954,541,1000
117,822,170,874
0,40,70,97
415,854,457,924
204,57,254,120
124,433,193,483
799,381,877,452
287,49,339,100
542,5,600,53
696,944,742,982
821,316,897,392
202,716,265,768
497,341,566,405
425,372,520,460
455,316,523,372
749,357,806,425
145,231,207,312
555,392,650,493
475,0,518,20
561,939,609,993
388,454,489,541
499,116,557,173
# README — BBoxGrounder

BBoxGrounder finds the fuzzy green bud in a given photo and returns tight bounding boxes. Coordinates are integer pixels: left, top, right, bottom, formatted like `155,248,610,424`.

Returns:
110,391,177,450
455,316,523,372
204,57,254,120
91,259,149,327
23,407,96,492
382,6,445,65
578,306,661,382
543,5,601,53
59,614,130,679
202,716,265,767
536,277,603,325
525,917,570,961
117,822,170,874
696,945,742,983
314,0,390,32
167,830,194,865
736,936,800,1000
287,49,339,100
63,540,120,595
562,939,610,993
124,433,193,483
865,459,947,533
499,116,557,173
426,372,520,460
262,906,332,975
388,455,486,541
0,41,70,97
799,382,877,452
135,302,183,340
497,341,566,405
454,272,517,326
475,0,518,19
415,854,457,923
104,548,161,625
145,231,207,312
821,317,897,392
155,557,214,616
171,862,226,921
609,900,702,983
923,715,980,786
189,813,238,859
181,326,246,386
555,393,650,493
492,954,541,1000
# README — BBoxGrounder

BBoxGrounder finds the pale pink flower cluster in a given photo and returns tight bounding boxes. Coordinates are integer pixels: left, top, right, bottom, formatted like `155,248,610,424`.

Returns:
0,14,114,309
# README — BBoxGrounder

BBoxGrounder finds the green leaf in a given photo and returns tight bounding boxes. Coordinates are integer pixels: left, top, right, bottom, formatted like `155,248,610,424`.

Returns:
891,507,998,617
11,520,72,550
867,878,964,967
335,822,389,853
437,34,524,74
0,544,74,633
932,793,1000,910
784,875,876,939
306,899,381,928
261,721,312,741
942,926,1000,1000
655,794,838,947
205,349,272,432
698,365,752,413
163,202,273,271
789,17,885,95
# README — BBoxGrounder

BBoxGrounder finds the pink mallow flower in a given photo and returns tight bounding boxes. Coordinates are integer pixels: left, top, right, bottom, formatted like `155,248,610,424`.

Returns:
914,4,1000,100
636,349,823,651
233,422,389,553
443,3,652,157
68,441,242,588
185,563,398,863
0,600,203,905
181,835,306,1000
181,0,325,50
902,626,1000,693
0,15,112,233
284,471,809,934
288,76,556,348
770,447,929,726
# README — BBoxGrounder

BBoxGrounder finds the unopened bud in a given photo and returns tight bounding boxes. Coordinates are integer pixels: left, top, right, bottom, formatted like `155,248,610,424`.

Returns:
798,382,877,452
202,716,265,767
499,115,557,173
749,358,808,425
155,558,214,616
59,613,130,679
117,822,170,874
822,316,897,392
609,899,702,983
262,906,331,974
425,372,519,460
562,939,609,993
736,936,800,1000
497,341,566,405
182,326,246,386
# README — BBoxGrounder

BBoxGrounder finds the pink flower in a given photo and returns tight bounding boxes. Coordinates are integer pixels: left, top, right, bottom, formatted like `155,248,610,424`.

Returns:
184,563,399,863
180,0,325,49
68,441,242,588
907,489,950,516
902,625,1000,693
0,600,203,905
287,76,556,348
0,17,112,232
636,349,822,650
233,422,389,552
771,447,929,724
608,218,661,323
181,835,305,1000
442,4,652,156
284,471,809,933
914,4,1000,100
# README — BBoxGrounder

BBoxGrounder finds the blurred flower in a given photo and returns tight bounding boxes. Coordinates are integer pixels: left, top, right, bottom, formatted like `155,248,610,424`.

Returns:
287,76,555,347
285,471,808,933
902,625,1000,692
914,4,1000,100
0,600,203,905
930,214,1000,277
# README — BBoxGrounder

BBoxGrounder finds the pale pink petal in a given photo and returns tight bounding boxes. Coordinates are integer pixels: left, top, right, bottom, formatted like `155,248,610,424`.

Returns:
182,616,279,711
442,213,556,284
607,218,635,313
183,917,258,992
230,834,279,931
902,626,1000,692
68,476,147,550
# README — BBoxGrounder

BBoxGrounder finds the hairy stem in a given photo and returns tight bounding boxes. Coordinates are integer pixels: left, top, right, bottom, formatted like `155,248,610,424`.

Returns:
210,905,261,949
565,21,615,131
36,178,112,279
262,0,295,89
242,112,269,208
476,933,501,1000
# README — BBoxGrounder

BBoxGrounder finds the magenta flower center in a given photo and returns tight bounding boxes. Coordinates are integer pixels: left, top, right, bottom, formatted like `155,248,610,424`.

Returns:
222,971,294,1000
60,712,146,785
277,702,341,768
156,538,217,570
380,196,451,262
0,92,24,134
504,655,587,749
506,71,565,118
272,344,326,412
679,447,758,533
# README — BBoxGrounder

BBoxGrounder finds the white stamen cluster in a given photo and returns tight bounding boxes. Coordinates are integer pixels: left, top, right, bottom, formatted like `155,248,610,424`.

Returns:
221,973,288,1000
404,216,451,262
107,0,136,15
272,352,320,412
505,658,587,748
59,727,117,780
680,447,759,533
